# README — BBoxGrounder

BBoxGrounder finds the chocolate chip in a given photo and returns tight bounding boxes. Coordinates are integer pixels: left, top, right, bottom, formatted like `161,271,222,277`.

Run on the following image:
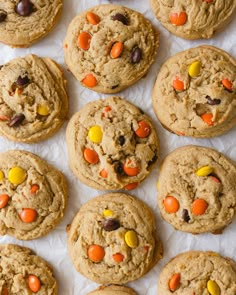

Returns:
114,161,124,175
16,0,33,17
131,47,142,64
182,209,190,223
0,10,7,22
102,218,120,231
148,153,158,166
117,135,125,146
111,13,129,25
111,84,119,89
206,95,221,105
9,114,25,127
16,75,30,87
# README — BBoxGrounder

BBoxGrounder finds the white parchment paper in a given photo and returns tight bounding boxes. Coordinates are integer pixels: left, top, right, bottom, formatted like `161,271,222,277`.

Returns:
0,1,236,294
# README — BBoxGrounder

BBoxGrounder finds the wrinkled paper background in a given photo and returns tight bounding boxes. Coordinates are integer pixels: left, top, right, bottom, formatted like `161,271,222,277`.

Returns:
0,0,236,294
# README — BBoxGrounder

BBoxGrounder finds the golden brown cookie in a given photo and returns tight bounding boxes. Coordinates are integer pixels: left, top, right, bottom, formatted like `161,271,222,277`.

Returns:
87,285,137,295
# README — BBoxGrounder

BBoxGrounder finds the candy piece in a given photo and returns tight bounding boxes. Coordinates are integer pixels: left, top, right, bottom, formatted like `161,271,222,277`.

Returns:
124,182,138,190
103,209,113,217
84,148,99,164
0,115,9,121
8,166,27,185
100,169,108,178
87,244,105,262
117,135,125,146
111,42,124,59
188,61,201,78
0,10,7,22
16,75,30,87
113,253,124,262
204,0,214,2
169,273,181,291
222,78,233,91
206,96,221,105
125,230,138,248
131,47,142,64
30,184,39,194
182,209,190,222
196,166,213,177
19,208,38,223
210,176,220,183
15,88,23,95
103,218,120,231
88,125,103,143
192,199,208,215
114,162,124,175
0,170,4,181
9,114,25,127
201,113,214,126
103,106,111,113
82,74,97,88
86,12,100,25
207,280,220,295
135,121,151,138
163,196,179,213
37,105,49,116
170,12,187,26
16,0,33,16
111,13,129,25
173,77,184,91
123,160,140,176
28,275,41,292
78,32,91,50
0,194,9,209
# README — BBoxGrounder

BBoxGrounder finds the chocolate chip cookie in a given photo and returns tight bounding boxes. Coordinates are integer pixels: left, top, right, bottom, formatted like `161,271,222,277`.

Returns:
0,150,68,240
152,45,236,138
67,193,163,284
0,0,62,47
88,285,137,295
150,0,236,39
157,145,236,234
0,54,68,143
66,96,159,190
158,251,236,294
0,244,58,294
64,4,159,93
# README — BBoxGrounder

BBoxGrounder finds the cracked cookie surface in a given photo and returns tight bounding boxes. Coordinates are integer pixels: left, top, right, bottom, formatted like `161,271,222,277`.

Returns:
67,193,163,284
63,4,159,93
87,285,137,295
152,45,236,138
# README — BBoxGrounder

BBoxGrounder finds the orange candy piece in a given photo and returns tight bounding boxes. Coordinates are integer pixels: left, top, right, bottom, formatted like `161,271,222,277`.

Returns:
169,273,181,291
201,113,214,126
82,74,97,88
222,78,233,91
210,176,220,183
0,115,9,121
112,253,124,262
163,196,179,213
19,208,38,223
170,12,187,26
78,32,91,50
88,244,105,262
173,77,185,91
135,121,151,138
28,275,41,292
104,106,112,113
192,199,208,215
124,182,139,190
100,169,108,178
0,194,9,209
86,12,100,25
110,42,124,59
2,288,8,295
123,160,140,176
30,184,39,194
84,148,99,164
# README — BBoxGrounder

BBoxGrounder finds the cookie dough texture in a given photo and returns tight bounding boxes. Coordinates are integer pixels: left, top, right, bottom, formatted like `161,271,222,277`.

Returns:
158,251,236,295
0,0,62,47
0,244,58,294
150,0,236,39
0,54,68,143
66,96,159,190
64,4,159,93
67,193,163,284
0,150,68,240
152,45,236,138
158,145,236,234
88,285,137,295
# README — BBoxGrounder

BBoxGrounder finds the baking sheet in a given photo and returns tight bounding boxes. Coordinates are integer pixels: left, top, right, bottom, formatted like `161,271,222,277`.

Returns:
0,0,236,294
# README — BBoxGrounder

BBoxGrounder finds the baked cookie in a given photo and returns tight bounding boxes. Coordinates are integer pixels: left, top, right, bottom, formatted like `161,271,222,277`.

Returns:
0,54,68,143
67,193,163,284
87,285,137,295
0,150,67,240
150,0,236,39
0,244,58,294
158,251,236,294
152,45,236,138
0,0,62,47
63,4,159,93
66,96,159,190
157,145,236,234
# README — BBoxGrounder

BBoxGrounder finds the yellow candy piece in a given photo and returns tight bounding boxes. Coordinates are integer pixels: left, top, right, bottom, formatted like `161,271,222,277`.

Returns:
125,230,138,248
0,170,4,181
188,61,201,78
103,209,113,217
88,125,103,143
207,280,220,295
196,166,213,177
8,167,27,185
37,105,49,116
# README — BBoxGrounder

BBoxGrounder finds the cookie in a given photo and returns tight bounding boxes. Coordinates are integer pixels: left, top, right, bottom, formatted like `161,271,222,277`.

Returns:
157,145,236,234
66,96,159,190
63,4,159,93
152,45,236,138
0,150,67,240
0,244,58,294
87,285,137,295
67,193,163,284
150,0,236,39
0,54,68,143
0,0,62,47
158,251,236,294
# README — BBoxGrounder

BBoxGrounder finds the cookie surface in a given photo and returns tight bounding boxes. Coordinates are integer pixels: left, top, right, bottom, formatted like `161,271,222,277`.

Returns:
0,244,58,294
0,150,67,240
66,96,159,190
158,251,236,294
157,145,236,234
152,45,236,138
88,285,137,295
67,193,163,284
0,0,62,47
150,0,236,39
0,54,68,143
64,4,159,93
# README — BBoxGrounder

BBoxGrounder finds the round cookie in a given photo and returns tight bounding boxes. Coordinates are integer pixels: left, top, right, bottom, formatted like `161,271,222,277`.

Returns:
88,285,137,295
0,244,58,294
0,150,67,240
0,0,62,47
157,145,236,234
67,193,163,284
158,251,236,294
66,96,159,190
63,4,159,93
0,54,68,143
152,45,236,138
150,0,236,39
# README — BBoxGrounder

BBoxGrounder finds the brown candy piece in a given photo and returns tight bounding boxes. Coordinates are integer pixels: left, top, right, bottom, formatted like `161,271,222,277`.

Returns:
131,47,142,63
16,75,30,87
111,13,129,25
0,10,7,22
16,0,33,17
102,218,120,231
9,114,25,127
117,135,125,146
182,209,190,222
206,95,221,105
